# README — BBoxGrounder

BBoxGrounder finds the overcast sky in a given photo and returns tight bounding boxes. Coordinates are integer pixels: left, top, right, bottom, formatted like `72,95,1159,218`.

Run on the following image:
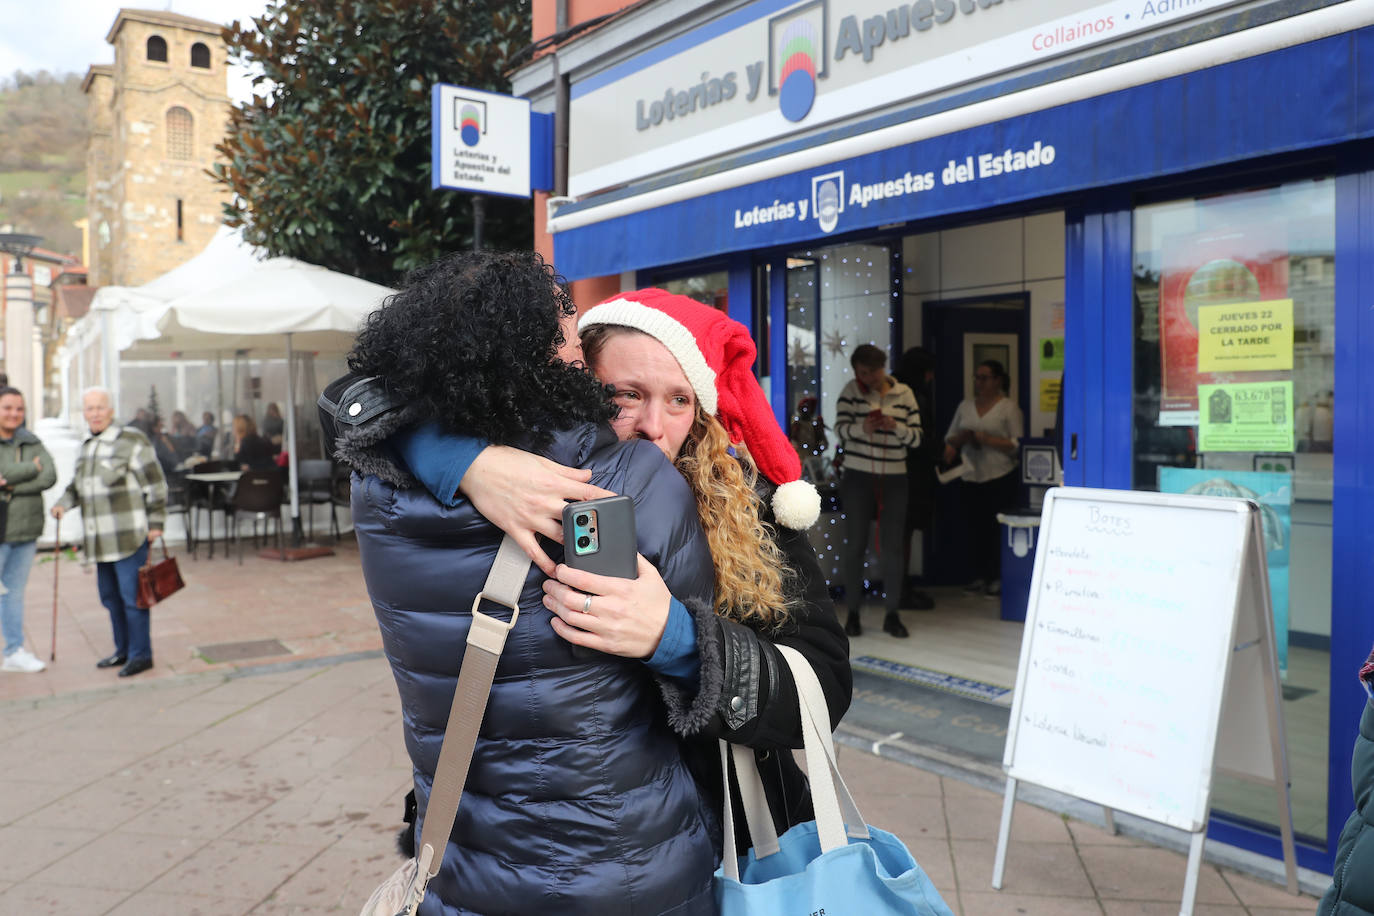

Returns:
2,0,270,102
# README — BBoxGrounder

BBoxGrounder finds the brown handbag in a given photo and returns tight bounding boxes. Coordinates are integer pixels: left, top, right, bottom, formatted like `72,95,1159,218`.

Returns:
137,537,185,609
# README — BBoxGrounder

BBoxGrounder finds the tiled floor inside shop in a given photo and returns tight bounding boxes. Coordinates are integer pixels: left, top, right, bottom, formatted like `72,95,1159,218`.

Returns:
844,588,1332,842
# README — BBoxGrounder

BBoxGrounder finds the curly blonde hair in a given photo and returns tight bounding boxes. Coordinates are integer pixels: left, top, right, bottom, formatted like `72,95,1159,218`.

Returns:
675,408,793,628
582,324,792,627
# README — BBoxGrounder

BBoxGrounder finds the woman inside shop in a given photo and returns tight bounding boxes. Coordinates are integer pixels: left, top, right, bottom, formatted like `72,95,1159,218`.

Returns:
944,359,1023,596
893,346,938,611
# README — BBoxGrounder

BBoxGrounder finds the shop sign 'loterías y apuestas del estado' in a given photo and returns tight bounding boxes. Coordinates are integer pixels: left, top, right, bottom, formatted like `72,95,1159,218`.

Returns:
568,0,1251,197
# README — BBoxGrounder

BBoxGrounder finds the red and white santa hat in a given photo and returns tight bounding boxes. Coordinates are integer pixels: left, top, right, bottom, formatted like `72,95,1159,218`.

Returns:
579,288,821,529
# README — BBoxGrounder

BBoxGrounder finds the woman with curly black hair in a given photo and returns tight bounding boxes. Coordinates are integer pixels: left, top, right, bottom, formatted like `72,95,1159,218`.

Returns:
337,251,720,915
346,250,607,453
342,285,852,871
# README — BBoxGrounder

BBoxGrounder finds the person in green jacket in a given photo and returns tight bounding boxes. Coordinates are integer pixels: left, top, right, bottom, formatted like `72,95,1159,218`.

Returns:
0,387,57,673
1318,644,1374,915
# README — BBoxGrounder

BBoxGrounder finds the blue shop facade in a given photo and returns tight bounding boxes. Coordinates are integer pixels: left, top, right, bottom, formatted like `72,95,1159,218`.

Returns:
513,0,1374,873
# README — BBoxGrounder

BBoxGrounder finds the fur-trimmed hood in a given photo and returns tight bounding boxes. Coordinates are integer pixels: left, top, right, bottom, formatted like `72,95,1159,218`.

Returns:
318,372,420,488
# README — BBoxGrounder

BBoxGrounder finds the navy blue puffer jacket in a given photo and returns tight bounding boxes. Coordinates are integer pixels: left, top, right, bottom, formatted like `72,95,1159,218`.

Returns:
353,423,719,916
1320,695,1374,916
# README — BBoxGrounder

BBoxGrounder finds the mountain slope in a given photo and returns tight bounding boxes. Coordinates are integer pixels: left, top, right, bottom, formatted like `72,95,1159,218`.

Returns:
0,71,86,256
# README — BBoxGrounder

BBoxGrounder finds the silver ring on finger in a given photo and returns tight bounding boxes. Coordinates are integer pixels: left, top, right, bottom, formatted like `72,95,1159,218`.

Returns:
582,594,593,614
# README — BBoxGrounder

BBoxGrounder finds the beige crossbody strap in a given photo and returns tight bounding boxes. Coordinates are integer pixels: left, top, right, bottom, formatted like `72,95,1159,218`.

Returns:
414,534,531,898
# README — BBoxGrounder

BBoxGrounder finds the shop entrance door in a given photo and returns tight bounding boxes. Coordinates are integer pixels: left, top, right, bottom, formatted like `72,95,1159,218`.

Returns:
780,242,897,594
923,295,1030,587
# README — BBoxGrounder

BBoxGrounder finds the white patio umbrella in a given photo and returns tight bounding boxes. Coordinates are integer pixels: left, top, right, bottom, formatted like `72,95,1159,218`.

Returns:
73,226,265,371
61,227,270,425
150,256,394,542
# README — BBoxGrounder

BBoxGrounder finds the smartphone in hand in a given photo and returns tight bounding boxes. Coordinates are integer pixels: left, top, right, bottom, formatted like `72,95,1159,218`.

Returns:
562,495,637,579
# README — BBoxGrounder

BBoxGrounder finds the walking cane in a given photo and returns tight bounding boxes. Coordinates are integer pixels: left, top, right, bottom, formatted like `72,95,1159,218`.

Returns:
50,516,59,662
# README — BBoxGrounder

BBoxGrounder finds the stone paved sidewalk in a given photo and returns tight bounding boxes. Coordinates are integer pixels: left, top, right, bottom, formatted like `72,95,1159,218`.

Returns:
0,540,379,702
0,653,1323,915
0,538,1325,914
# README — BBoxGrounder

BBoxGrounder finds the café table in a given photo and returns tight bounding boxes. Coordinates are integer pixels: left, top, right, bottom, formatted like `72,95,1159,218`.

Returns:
183,469,243,558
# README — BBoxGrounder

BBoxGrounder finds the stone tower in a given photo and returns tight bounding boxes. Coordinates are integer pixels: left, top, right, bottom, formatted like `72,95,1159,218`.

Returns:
82,9,231,288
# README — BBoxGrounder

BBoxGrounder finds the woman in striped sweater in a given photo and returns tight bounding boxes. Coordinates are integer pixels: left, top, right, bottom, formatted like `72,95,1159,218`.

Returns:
835,344,921,638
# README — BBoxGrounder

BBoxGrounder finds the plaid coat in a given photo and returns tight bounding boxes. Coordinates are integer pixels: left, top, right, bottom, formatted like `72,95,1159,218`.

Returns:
56,425,167,563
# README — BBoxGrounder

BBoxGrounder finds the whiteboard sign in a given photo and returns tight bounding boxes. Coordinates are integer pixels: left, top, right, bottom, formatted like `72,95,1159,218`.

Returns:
431,84,532,198
1003,487,1256,832
994,487,1297,911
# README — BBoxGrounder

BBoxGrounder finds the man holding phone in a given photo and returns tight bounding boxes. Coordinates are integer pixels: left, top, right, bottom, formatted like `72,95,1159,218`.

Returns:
835,344,922,638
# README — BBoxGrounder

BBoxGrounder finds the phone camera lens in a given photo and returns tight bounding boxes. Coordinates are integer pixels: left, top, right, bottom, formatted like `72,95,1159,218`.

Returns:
576,535,591,549
574,514,589,527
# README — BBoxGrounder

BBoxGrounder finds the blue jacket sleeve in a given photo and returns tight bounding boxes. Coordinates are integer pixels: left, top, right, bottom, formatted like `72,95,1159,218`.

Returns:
645,597,701,687
392,421,486,508
609,439,715,611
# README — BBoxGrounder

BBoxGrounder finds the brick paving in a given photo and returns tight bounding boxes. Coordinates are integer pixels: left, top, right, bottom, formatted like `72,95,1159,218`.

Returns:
0,538,1324,914
3,539,379,701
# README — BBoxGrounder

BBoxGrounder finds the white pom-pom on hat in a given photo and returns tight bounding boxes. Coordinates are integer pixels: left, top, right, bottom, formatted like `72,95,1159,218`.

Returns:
772,479,821,530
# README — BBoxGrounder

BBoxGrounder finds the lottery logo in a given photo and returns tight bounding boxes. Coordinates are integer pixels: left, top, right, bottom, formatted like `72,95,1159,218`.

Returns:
769,2,827,124
454,98,487,147
812,170,845,234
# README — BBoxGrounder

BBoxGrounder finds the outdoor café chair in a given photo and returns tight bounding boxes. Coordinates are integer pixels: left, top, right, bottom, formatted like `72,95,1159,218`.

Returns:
297,459,335,542
165,472,195,555
229,469,287,564
187,459,234,557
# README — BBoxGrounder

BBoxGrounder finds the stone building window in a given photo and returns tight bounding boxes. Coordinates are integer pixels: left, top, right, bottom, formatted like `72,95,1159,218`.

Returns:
190,43,210,69
166,106,193,160
146,35,167,62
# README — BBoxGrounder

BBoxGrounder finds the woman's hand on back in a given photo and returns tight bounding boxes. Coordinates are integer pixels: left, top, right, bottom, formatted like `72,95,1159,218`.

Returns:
460,446,615,576
543,555,673,658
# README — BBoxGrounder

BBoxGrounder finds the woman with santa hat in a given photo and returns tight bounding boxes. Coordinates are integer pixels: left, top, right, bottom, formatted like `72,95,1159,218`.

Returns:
564,289,853,848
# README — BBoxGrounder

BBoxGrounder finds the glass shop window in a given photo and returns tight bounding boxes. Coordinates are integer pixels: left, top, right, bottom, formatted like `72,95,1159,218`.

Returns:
658,270,729,310
1133,177,1335,842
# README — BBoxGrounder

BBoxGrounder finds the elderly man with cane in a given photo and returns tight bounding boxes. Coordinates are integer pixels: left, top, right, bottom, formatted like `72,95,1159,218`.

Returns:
51,387,166,678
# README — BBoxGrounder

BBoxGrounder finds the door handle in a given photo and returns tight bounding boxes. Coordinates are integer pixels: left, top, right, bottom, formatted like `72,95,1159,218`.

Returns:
1069,433,1079,460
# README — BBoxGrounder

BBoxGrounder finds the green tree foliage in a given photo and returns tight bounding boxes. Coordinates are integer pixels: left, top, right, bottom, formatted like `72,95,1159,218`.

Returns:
0,71,86,255
214,0,532,286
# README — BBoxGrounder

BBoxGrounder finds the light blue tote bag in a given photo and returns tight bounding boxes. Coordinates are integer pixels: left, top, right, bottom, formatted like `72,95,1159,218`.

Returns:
714,645,956,916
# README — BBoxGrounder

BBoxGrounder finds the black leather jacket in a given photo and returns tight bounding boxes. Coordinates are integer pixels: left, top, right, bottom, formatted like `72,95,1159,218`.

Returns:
321,373,852,851
679,480,854,849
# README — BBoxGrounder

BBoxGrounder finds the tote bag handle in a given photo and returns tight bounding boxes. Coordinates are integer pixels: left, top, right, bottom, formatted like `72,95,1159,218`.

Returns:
719,644,869,880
